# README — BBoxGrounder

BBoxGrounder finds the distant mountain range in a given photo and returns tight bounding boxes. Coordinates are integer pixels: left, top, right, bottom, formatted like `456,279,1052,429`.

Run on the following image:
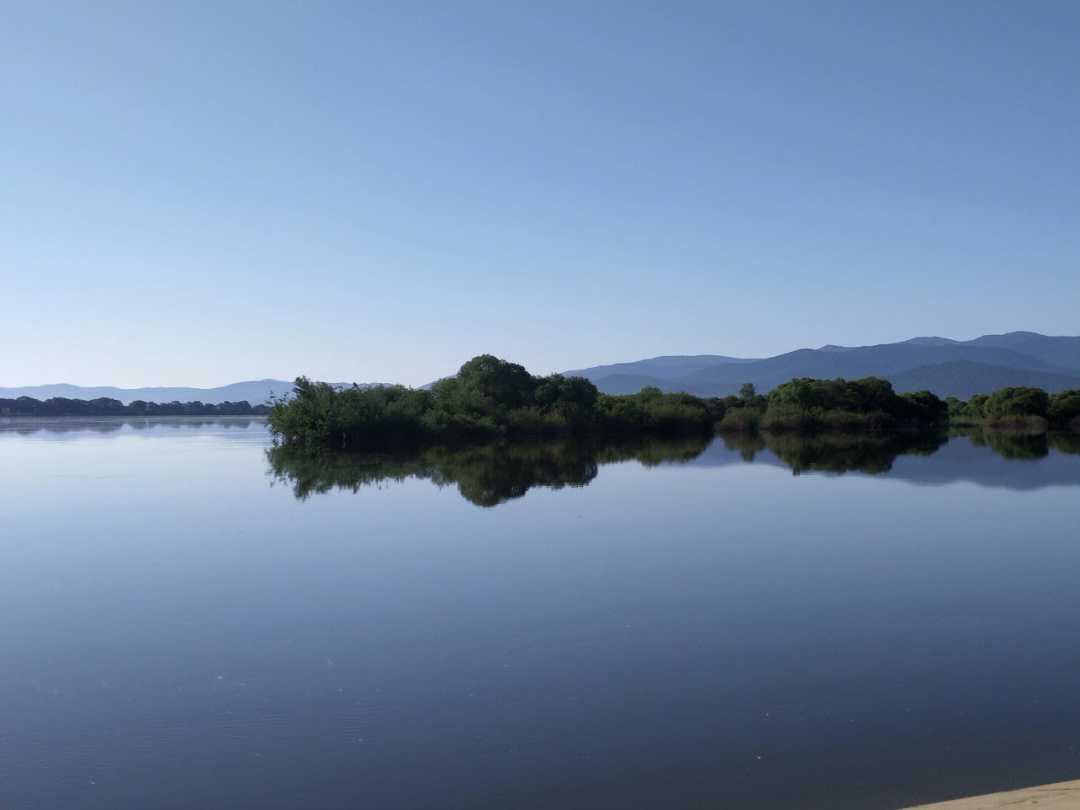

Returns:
4,332,1078,404
0,379,317,406
565,332,1080,399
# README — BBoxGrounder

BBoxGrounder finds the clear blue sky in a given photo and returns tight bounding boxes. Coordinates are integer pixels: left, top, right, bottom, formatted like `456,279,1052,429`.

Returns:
2,1,1077,387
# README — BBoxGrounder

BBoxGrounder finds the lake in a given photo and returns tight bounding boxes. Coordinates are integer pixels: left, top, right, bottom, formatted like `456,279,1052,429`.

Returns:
3,419,1080,809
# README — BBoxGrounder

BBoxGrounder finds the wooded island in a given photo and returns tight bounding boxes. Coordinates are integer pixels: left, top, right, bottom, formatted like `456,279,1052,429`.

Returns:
266,355,1080,450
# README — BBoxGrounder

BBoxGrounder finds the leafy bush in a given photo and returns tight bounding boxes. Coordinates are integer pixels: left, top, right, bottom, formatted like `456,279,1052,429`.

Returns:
984,386,1050,421
760,377,946,431
718,407,761,432
1049,389,1080,427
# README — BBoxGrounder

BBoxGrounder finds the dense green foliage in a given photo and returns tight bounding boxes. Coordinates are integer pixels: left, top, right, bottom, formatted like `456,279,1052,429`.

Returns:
947,386,1080,428
267,354,1080,450
267,355,723,449
985,386,1051,419
761,377,947,431
1049,389,1080,425
0,396,268,417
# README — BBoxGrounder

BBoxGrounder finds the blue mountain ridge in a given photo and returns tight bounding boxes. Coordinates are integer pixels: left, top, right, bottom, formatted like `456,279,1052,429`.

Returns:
566,332,1080,398
4,332,1078,404
0,379,364,406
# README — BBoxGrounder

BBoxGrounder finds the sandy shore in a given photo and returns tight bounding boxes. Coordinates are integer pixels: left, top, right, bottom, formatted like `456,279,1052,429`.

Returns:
903,780,1080,808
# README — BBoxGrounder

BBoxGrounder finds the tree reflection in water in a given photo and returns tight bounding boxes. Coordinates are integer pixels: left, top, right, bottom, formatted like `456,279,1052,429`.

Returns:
720,431,947,474
268,428,1080,506
268,435,710,506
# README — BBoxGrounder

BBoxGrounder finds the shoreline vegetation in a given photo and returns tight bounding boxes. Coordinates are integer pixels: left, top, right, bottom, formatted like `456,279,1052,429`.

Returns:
0,398,269,417
266,355,1080,450
4,355,1077,441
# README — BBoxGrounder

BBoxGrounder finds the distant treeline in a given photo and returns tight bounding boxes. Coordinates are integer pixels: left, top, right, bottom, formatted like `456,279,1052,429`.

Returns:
10,356,1078,440
719,377,1080,432
267,355,1080,451
946,387,1080,428
0,396,270,417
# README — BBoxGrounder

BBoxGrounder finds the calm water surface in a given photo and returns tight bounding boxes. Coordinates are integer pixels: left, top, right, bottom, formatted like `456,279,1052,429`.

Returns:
3,419,1080,809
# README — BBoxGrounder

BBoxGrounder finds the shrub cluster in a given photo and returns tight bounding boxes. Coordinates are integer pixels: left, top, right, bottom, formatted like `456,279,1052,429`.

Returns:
735,378,1076,433
267,355,724,449
760,377,947,431
946,386,1080,429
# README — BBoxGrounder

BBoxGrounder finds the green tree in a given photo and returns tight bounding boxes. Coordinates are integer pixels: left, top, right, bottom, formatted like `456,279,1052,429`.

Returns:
984,386,1050,419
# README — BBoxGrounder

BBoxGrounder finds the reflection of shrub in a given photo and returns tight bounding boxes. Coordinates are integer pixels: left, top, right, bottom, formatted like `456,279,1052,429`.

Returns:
269,427,1075,507
718,432,765,461
268,434,711,506
1050,431,1080,455
763,431,948,474
967,429,1049,460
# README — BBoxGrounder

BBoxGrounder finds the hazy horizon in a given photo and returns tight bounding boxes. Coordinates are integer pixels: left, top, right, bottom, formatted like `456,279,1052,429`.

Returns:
3,2,1078,388
1,328,1076,391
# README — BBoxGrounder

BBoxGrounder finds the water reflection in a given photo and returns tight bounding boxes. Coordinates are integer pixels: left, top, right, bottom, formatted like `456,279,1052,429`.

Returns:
269,429,1080,504
0,416,259,435
6,421,1080,810
1050,430,1080,455
965,428,1080,459
268,434,710,505
718,430,947,473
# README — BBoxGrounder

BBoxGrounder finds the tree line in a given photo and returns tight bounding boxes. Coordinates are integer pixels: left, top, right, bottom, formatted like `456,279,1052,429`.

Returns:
267,355,1080,451
0,396,270,417
6,356,1077,441
946,386,1080,427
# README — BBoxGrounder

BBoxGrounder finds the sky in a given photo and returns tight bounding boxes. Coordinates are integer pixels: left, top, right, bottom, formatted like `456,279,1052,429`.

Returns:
2,1,1078,387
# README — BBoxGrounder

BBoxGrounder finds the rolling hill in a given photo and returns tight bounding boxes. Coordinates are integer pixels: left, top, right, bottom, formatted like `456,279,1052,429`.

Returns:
5,332,1078,405
568,332,1080,398
0,379,348,406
